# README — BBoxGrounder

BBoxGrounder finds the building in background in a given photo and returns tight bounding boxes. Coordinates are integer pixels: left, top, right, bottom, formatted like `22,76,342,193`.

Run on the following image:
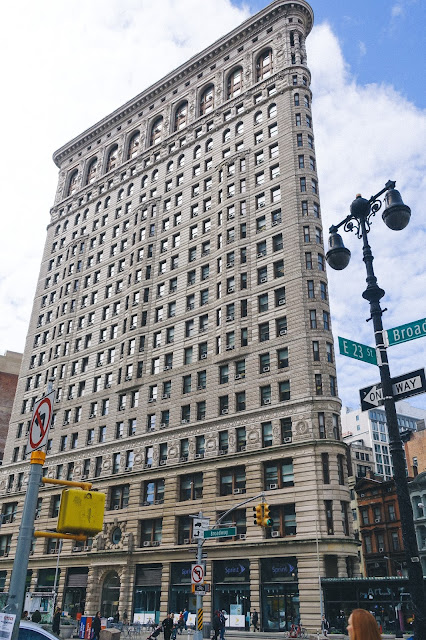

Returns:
408,471,426,576
0,351,22,464
404,420,426,477
0,0,358,631
355,475,406,578
342,401,426,480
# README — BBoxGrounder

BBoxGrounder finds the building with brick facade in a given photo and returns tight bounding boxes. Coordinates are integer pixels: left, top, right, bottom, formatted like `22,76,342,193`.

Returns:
0,351,22,463
404,421,426,477
355,476,406,578
0,1,358,632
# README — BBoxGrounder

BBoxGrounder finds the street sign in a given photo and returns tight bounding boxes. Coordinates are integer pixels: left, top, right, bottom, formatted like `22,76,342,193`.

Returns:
192,517,210,539
192,583,211,595
338,336,377,365
191,564,205,584
387,318,426,346
359,368,426,411
203,527,237,539
28,391,55,452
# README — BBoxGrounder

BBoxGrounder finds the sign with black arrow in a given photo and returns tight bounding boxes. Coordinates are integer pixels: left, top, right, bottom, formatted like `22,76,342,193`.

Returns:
360,368,426,411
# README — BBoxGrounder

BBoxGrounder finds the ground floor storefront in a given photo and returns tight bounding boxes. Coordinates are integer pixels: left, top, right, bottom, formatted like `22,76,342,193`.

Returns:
322,577,426,635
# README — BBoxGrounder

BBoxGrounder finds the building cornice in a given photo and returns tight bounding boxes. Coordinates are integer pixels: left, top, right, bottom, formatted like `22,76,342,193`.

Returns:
52,0,313,167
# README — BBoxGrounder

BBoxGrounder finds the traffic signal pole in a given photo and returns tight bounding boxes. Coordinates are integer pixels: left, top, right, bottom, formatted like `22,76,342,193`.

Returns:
4,450,46,640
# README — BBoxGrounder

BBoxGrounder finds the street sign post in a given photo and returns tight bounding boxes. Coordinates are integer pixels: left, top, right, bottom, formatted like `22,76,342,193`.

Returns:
191,564,205,585
387,318,426,346
203,527,237,539
192,517,209,539
360,368,426,411
191,584,210,595
338,336,377,365
28,391,55,452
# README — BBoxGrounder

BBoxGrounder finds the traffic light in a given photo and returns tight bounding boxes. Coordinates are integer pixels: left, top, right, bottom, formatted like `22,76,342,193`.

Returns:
253,503,264,526
262,503,273,527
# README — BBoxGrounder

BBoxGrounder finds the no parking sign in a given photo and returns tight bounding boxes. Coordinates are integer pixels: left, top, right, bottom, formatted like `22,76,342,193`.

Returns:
28,391,55,451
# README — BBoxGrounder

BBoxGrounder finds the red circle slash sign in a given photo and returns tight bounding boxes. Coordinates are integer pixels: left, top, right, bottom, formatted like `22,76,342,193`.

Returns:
29,395,53,450
192,564,204,584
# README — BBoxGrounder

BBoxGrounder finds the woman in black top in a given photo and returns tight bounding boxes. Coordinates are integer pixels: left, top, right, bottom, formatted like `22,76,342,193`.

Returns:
91,612,102,640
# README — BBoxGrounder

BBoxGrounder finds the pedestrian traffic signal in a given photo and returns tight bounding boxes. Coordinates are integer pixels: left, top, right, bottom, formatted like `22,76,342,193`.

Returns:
262,503,273,527
253,503,264,526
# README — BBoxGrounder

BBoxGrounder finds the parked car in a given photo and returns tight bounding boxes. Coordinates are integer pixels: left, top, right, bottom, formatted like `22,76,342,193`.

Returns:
19,620,59,640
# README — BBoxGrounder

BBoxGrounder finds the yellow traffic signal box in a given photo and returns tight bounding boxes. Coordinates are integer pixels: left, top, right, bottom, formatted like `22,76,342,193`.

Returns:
57,489,105,535
253,503,264,526
262,503,273,527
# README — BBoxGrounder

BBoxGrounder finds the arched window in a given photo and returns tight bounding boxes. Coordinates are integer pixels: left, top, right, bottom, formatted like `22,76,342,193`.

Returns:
66,169,78,197
227,67,243,99
127,183,134,197
235,121,244,136
150,117,163,146
117,189,124,201
86,157,98,185
268,103,277,118
254,111,263,125
63,220,69,231
166,161,173,173
141,175,148,188
304,95,310,108
174,101,188,131
178,154,185,167
106,145,118,173
127,131,140,159
200,85,214,116
256,49,273,81
152,169,159,182
194,146,201,160
223,129,231,144
294,93,300,106
205,139,213,152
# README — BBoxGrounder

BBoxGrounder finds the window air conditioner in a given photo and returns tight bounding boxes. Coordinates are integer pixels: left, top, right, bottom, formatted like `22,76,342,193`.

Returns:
279,329,287,336
226,316,234,322
143,541,151,547
201,353,207,359
262,366,270,372
73,546,82,552
162,393,170,399
184,539,190,544
221,409,229,415
263,398,271,405
124,467,132,472
181,419,188,424
234,488,245,495
114,505,120,510
180,456,188,462
239,445,246,452
152,541,160,547
226,345,235,351
144,463,152,469
195,453,204,459
219,450,227,455
235,374,241,380
159,459,167,465
278,299,285,305
379,547,384,553
160,423,167,429
259,202,265,208
268,483,278,490
261,277,267,283
257,253,265,259
271,531,280,538
148,398,155,403
84,546,90,551
227,287,235,293
81,475,88,480
272,220,279,226
89,414,96,419
226,263,233,268
284,437,292,443
239,534,246,540
375,518,380,523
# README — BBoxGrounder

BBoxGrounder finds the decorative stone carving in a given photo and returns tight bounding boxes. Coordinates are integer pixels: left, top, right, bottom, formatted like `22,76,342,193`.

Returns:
295,420,309,436
205,437,216,451
247,428,260,444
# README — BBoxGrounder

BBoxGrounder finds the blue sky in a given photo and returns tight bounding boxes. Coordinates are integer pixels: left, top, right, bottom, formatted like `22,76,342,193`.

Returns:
0,0,425,411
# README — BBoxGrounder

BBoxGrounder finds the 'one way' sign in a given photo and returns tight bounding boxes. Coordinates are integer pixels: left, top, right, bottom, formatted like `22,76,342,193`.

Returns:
359,368,426,411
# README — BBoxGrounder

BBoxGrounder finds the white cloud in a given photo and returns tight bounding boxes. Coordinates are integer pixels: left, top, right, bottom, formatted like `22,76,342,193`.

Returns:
358,41,367,57
0,3,425,411
307,23,426,409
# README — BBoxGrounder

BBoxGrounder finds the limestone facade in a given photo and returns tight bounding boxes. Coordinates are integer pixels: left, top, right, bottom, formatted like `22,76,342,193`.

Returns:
0,1,358,632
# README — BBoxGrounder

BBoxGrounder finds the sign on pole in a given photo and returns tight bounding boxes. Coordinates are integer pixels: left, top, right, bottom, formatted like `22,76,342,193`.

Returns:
192,517,210,539
387,318,426,346
28,391,55,452
191,564,205,585
192,584,210,595
338,336,377,365
359,368,426,411
203,527,237,539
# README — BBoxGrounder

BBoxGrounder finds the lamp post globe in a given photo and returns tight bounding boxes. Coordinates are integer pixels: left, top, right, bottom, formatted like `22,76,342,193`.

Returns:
326,231,351,271
382,188,411,230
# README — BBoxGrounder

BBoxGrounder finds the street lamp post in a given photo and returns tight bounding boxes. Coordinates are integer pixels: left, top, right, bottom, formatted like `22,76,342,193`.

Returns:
325,180,426,640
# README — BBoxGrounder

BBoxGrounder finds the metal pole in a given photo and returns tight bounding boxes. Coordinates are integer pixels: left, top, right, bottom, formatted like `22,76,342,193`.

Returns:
315,518,323,625
53,539,63,610
359,215,426,640
4,450,46,640
194,512,203,640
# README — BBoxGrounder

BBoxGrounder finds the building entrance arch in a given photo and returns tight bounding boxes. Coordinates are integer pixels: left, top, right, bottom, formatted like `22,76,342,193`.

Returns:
101,571,120,619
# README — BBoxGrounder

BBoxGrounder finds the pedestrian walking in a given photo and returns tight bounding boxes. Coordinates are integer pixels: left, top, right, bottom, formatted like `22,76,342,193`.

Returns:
321,615,329,637
347,609,381,640
91,612,102,640
52,608,62,636
212,611,221,640
162,613,174,640
183,609,189,631
219,611,227,640
251,610,259,632
177,612,184,635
